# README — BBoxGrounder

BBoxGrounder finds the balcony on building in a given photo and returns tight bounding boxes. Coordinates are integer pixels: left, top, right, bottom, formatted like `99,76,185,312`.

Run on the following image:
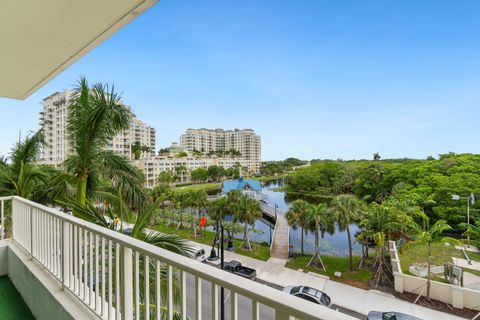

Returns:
0,196,351,320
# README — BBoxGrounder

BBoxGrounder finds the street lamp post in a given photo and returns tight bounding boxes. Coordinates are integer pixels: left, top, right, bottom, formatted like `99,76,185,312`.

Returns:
452,193,475,242
207,222,226,320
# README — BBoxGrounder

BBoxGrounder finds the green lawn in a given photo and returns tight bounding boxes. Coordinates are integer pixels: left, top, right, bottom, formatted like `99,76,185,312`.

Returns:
253,175,287,182
152,223,271,261
285,255,372,286
174,183,221,193
0,277,34,320
399,242,480,276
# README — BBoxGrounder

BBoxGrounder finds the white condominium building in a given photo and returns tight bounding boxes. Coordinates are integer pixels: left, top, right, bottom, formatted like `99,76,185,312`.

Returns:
180,128,261,162
40,90,155,166
134,156,259,188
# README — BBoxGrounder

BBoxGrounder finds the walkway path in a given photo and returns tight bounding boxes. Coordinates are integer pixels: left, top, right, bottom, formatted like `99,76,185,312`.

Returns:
270,214,289,259
257,201,290,259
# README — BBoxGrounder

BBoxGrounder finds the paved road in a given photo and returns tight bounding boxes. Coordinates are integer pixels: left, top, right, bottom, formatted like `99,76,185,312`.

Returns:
182,270,366,320
184,273,275,320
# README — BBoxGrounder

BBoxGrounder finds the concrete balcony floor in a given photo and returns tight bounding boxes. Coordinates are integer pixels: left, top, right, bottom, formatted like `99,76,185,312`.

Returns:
0,276,34,320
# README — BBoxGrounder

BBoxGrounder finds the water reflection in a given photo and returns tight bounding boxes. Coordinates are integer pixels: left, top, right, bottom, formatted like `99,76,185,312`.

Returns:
226,178,361,256
261,178,361,256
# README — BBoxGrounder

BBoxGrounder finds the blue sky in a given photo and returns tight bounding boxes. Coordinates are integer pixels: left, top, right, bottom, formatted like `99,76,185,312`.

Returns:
1,0,480,161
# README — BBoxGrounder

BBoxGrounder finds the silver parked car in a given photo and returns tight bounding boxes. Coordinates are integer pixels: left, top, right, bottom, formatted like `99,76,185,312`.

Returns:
283,286,331,307
367,311,423,320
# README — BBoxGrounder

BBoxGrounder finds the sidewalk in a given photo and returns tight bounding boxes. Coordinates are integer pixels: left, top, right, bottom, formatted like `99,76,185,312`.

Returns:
190,241,467,320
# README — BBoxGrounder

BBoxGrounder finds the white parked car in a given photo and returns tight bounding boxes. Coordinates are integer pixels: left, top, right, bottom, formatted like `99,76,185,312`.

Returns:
283,286,332,307
190,247,207,262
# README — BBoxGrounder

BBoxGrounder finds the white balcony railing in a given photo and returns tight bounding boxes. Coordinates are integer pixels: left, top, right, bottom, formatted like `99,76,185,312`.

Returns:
2,196,353,320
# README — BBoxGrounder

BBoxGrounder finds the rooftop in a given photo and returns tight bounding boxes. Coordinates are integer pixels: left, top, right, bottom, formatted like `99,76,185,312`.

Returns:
222,177,262,193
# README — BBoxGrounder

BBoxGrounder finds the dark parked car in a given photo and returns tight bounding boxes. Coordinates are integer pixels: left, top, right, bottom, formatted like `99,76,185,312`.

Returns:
122,228,133,236
221,260,256,279
283,286,331,307
367,311,423,320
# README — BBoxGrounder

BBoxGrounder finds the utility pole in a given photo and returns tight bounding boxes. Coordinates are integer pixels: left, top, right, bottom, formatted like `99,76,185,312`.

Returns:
452,193,475,242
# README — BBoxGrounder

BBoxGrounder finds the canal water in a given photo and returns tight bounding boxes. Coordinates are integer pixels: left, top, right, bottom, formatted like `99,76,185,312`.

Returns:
241,179,361,256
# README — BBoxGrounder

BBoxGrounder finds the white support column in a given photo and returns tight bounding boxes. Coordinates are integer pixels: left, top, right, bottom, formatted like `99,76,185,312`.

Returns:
156,260,161,320
167,265,173,320
121,246,133,320
144,256,150,320
195,276,202,320
1,200,4,240
252,299,259,320
211,283,219,320
393,272,404,293
230,291,237,320
451,285,464,309
62,221,70,289
181,270,187,320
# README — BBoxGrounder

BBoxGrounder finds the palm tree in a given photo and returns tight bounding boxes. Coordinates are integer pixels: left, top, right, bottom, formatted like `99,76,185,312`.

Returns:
306,203,333,270
285,199,310,256
150,183,172,225
359,203,405,287
0,131,54,201
174,165,188,184
209,197,229,225
330,195,362,271
234,195,262,251
172,192,188,229
140,145,152,159
64,78,144,212
208,197,230,252
131,141,142,160
186,189,208,237
68,199,192,319
459,222,480,248
403,217,452,301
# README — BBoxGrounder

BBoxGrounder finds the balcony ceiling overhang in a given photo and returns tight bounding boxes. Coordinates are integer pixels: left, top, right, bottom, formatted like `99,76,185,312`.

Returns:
0,0,158,100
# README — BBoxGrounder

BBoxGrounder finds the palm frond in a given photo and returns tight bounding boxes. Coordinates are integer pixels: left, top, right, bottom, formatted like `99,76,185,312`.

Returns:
140,232,194,257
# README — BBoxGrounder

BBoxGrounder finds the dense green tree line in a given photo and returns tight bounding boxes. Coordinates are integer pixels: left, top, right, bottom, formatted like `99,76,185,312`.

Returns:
285,154,480,230
260,157,308,175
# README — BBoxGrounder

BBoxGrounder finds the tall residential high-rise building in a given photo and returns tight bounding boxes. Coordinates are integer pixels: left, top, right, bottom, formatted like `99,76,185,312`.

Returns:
179,128,261,171
40,90,155,166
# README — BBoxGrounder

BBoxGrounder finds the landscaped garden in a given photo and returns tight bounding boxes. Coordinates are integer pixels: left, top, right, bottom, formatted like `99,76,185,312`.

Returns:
285,255,373,288
152,222,271,261
399,242,480,278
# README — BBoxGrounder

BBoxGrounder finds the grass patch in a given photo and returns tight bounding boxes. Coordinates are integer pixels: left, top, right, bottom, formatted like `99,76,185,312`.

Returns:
463,267,480,277
399,242,480,281
253,175,287,182
174,183,221,194
399,242,480,274
152,223,271,261
285,255,372,285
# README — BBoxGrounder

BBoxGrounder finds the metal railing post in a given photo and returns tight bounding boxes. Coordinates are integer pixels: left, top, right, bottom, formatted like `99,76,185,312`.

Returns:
1,200,4,241
61,220,68,290
29,205,33,260
121,245,133,320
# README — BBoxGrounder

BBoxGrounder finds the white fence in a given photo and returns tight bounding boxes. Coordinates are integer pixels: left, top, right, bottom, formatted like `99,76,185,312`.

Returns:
5,196,352,320
389,241,480,311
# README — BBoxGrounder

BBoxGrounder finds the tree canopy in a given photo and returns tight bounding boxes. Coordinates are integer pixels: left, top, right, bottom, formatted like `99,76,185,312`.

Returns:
285,154,480,231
